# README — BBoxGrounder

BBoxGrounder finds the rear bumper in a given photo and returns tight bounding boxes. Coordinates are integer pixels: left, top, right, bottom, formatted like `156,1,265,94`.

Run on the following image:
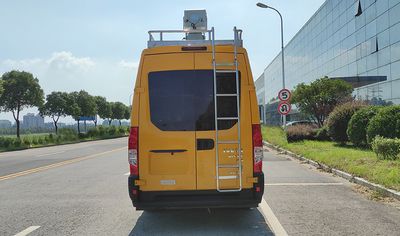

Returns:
128,173,264,210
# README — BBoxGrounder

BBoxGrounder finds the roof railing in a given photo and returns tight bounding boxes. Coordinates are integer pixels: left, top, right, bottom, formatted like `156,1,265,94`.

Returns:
147,28,243,48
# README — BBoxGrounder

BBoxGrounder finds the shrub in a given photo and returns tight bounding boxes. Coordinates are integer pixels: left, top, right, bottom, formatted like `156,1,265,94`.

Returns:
78,132,87,139
108,126,117,136
0,137,5,147
23,137,31,147
326,101,366,143
87,127,100,138
31,136,39,145
367,105,400,144
117,126,127,135
37,136,45,145
315,126,330,141
286,125,317,142
98,126,106,136
347,106,381,147
56,135,62,143
3,138,11,148
48,133,54,142
12,138,22,147
58,128,78,141
371,136,400,160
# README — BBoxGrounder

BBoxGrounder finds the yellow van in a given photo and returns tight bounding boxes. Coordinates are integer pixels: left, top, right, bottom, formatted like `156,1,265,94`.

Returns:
128,10,264,209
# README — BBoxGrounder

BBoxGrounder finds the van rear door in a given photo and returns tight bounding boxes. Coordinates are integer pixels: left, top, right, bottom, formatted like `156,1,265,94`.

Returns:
139,53,197,191
194,51,254,191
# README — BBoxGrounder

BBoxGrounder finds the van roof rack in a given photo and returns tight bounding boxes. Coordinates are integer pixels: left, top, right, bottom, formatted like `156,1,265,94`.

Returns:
147,28,243,48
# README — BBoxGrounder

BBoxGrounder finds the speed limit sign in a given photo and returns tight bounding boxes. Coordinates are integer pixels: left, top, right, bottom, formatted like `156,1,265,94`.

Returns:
278,89,291,101
277,102,291,115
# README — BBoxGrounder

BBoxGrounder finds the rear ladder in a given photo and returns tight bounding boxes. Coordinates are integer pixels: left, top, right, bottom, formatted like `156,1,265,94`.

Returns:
211,27,243,192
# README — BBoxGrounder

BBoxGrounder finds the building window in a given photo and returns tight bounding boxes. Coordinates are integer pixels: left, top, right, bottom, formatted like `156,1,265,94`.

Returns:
355,0,362,17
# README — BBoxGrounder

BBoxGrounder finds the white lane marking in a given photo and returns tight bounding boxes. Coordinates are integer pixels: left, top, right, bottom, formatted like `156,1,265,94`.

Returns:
14,226,41,236
265,182,343,186
35,151,65,157
259,198,288,236
124,172,130,176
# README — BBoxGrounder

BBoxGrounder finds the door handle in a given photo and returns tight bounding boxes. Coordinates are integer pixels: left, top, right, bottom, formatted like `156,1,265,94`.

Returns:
197,139,214,150
150,149,187,153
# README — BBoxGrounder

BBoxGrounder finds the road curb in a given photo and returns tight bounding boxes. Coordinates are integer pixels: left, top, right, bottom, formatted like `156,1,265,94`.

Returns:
263,141,400,201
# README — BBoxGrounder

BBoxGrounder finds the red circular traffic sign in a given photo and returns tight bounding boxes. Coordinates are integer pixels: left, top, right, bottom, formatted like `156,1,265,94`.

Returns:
278,89,291,101
277,102,291,115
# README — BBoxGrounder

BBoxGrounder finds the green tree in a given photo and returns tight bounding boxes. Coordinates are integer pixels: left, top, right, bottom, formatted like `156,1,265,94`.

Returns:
124,105,131,120
39,91,70,134
70,90,97,133
291,77,353,127
0,80,4,101
107,102,114,126
0,71,44,138
105,102,114,126
111,102,126,126
94,96,111,127
66,92,81,128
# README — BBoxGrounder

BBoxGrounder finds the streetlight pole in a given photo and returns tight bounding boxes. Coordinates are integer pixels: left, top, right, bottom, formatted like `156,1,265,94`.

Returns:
257,2,286,128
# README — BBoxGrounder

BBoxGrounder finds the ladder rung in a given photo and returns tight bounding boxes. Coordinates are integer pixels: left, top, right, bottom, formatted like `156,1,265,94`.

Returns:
218,140,239,144
216,70,236,73
217,117,238,120
215,63,235,67
218,164,240,168
216,93,238,96
218,175,238,180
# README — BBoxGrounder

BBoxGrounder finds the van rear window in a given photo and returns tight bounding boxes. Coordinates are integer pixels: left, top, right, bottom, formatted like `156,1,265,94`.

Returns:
148,70,239,131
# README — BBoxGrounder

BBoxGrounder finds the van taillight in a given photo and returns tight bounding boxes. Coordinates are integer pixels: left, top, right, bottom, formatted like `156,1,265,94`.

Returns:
128,127,138,176
252,124,263,174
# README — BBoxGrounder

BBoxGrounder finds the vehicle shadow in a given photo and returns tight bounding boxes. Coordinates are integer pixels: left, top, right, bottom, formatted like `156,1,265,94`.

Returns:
129,208,274,236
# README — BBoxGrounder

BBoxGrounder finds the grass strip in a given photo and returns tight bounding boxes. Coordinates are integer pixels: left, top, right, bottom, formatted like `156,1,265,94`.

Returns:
262,126,400,191
0,134,127,153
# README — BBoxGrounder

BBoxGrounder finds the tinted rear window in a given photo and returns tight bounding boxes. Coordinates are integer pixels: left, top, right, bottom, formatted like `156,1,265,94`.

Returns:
148,70,240,131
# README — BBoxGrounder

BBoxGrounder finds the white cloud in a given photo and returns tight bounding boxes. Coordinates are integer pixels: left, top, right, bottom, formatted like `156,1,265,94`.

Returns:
118,60,139,69
46,51,95,70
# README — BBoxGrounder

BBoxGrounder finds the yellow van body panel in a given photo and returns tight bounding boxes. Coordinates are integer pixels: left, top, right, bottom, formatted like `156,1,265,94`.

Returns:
130,45,260,192
130,54,144,127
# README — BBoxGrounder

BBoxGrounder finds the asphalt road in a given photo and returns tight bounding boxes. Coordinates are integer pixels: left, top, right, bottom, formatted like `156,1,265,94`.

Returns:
0,137,399,235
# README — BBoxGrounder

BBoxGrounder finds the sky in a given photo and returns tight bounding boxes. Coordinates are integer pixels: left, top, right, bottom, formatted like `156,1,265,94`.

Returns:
0,0,325,124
